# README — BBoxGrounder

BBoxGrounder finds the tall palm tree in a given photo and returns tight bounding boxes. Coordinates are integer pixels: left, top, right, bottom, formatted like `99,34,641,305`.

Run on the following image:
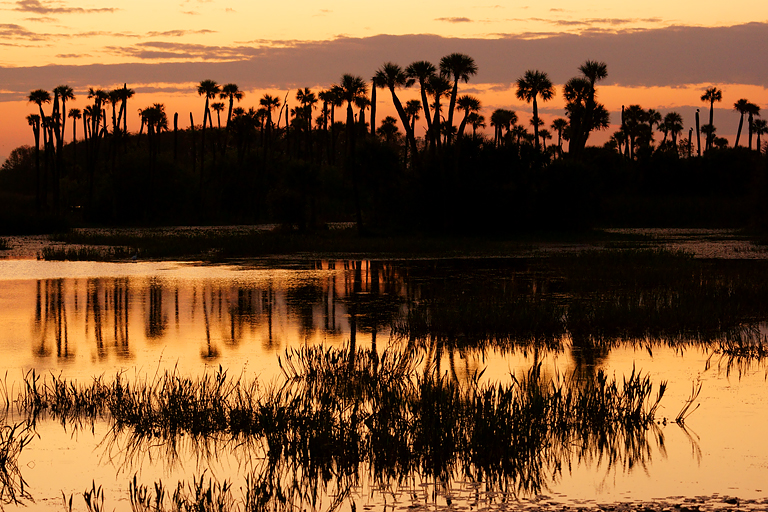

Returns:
404,99,422,159
701,86,722,151
336,74,368,231
28,89,51,131
53,85,75,144
745,102,760,150
405,61,438,149
374,63,418,158
115,84,135,134
27,114,42,210
197,79,220,130
68,108,81,143
211,102,225,129
439,53,477,144
108,89,121,133
647,109,662,145
551,118,569,154
733,99,751,146
515,70,555,151
259,94,280,130
370,74,385,137
456,94,481,139
427,75,451,149
220,83,244,128
753,118,767,154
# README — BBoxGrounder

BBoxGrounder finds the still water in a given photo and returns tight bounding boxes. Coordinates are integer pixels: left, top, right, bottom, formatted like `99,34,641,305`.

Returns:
0,249,767,510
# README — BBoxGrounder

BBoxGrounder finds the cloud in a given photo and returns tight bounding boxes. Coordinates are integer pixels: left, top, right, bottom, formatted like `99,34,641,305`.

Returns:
24,15,57,22
145,29,216,37
0,22,48,40
0,22,767,98
435,17,472,23
14,0,116,14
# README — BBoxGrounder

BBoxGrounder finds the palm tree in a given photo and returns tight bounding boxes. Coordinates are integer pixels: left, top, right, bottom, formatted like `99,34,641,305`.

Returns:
220,83,244,128
405,61,437,149
369,74,385,137
68,108,81,143
550,118,569,154
53,85,75,144
108,89,121,133
259,94,280,132
701,87,722,151
733,99,751,146
27,114,42,210
211,102,225,129
115,84,135,134
647,109,662,145
456,94,481,139
335,73,369,232
745,102,760,150
662,112,684,148
427,75,451,149
468,112,485,140
539,128,552,150
197,79,220,130
490,109,517,147
374,63,418,158
376,116,400,144
515,70,555,151
439,53,477,144
700,123,717,150
28,89,51,130
753,118,767,154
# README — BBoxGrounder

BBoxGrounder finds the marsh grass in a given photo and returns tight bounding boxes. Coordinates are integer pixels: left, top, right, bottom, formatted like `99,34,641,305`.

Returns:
8,346,667,503
0,421,35,506
39,245,134,261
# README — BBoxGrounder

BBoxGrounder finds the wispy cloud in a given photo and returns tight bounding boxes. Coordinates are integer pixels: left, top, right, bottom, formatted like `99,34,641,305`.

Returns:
0,22,48,40
435,17,472,23
14,0,116,14
104,41,260,61
24,15,57,22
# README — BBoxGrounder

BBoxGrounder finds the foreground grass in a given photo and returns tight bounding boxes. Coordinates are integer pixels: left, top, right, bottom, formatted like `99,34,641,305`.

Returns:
7,345,666,507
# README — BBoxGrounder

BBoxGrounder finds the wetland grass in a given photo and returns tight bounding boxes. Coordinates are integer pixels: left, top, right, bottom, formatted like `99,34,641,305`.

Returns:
6,346,668,504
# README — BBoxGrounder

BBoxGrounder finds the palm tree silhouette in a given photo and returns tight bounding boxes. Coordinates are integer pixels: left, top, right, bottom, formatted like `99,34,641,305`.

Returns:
490,108,517,147
211,102,225,129
662,112,684,148
405,61,437,150
439,53,477,144
220,83,244,128
376,116,400,144
335,74,368,231
27,114,42,210
550,118,569,154
115,84,134,134
745,102,760,150
468,112,485,140
53,85,74,144
733,98,751,146
28,89,51,128
374,63,418,159
700,87,722,151
456,94,481,139
516,70,555,151
427,74,451,148
753,118,767,154
647,109,662,145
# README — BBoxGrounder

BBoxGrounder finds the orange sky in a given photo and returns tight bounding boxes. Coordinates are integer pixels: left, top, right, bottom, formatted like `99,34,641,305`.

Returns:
1,0,767,161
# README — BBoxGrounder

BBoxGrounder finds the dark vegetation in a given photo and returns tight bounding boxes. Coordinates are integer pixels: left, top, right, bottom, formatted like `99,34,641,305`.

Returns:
2,61,767,237
10,346,666,510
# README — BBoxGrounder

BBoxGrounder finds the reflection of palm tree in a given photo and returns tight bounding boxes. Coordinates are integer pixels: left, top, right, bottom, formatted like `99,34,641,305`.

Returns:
700,86,722,151
516,70,555,151
439,53,477,144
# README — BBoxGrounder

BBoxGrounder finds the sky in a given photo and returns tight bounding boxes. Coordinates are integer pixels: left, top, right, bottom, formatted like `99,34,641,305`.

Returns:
1,0,768,162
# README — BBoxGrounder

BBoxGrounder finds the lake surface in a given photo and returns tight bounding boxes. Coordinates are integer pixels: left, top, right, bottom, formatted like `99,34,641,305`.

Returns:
0,233,767,511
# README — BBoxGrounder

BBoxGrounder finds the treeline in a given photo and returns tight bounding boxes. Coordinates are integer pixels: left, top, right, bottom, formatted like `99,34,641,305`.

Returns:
1,57,767,234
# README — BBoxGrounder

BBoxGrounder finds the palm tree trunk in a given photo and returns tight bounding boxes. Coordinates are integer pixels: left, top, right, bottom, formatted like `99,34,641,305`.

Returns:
735,113,744,147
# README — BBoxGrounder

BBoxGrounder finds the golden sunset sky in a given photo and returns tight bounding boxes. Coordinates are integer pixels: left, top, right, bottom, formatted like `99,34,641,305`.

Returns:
1,0,767,161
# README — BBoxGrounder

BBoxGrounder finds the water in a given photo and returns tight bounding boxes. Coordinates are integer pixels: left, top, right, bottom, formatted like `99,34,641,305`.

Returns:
1,235,767,511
